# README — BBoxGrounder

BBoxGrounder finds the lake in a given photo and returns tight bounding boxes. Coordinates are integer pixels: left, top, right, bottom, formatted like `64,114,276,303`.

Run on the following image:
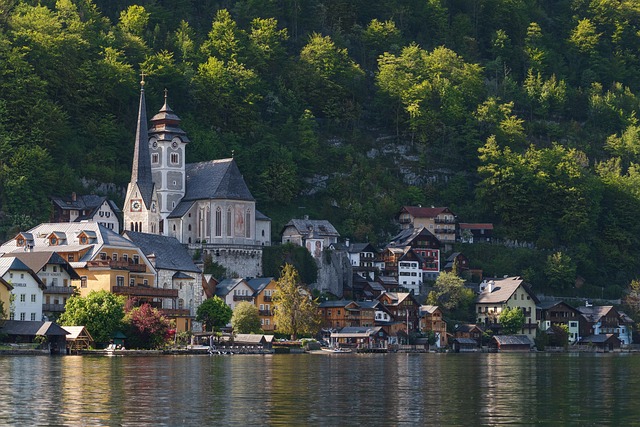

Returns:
0,352,637,426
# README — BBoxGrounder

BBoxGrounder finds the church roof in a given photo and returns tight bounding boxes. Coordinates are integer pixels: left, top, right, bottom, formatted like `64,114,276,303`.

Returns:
255,210,271,221
149,90,190,142
182,158,254,202
129,84,155,208
123,231,201,273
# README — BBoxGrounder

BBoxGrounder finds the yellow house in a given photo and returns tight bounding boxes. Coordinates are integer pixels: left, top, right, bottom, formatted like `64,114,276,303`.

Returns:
476,276,539,340
247,278,278,332
1,223,178,314
0,277,12,319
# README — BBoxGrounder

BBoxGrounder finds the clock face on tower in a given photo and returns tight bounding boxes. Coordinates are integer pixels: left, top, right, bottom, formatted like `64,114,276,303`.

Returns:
131,199,142,212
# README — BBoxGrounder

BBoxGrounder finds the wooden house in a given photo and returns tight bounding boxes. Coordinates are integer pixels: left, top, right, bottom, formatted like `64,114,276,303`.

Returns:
247,277,277,332
419,305,448,348
62,326,94,353
451,337,479,352
454,324,484,346
578,334,621,351
537,301,582,343
490,335,533,352
330,326,388,349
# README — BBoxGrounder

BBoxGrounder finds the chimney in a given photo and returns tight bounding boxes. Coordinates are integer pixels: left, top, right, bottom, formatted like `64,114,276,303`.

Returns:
345,238,350,248
487,280,495,293
304,215,309,220
71,192,77,202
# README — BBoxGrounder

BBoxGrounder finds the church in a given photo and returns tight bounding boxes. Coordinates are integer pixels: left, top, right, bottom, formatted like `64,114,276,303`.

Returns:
123,78,271,278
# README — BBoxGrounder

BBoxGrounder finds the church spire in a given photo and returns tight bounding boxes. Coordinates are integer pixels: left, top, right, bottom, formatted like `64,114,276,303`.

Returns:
130,72,154,208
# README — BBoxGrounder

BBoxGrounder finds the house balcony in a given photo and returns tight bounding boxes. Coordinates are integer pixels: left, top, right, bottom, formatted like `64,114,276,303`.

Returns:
263,295,272,302
160,308,191,317
43,303,65,312
434,218,456,224
434,228,456,234
112,286,178,298
233,295,253,302
259,310,272,316
44,286,76,295
88,259,147,272
399,218,412,224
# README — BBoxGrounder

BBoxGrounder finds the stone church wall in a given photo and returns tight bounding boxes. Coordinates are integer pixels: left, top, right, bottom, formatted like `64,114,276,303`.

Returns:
195,246,263,279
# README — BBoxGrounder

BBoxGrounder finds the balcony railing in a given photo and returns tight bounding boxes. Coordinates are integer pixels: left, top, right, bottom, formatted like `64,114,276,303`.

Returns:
259,310,272,316
434,218,456,224
233,295,253,302
434,228,456,234
112,286,178,298
44,286,76,295
263,295,272,302
160,308,191,317
399,218,411,224
43,303,65,312
88,259,146,272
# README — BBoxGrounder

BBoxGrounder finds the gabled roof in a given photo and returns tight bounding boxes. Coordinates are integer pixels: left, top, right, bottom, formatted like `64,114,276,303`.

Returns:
537,300,579,311
62,326,94,342
348,243,377,254
492,335,532,346
0,257,45,289
387,227,438,249
255,210,271,221
400,206,452,219
123,231,200,273
476,277,538,304
51,194,121,216
379,292,415,306
331,326,384,338
452,337,479,345
579,334,620,344
577,305,617,323
247,277,275,294
1,223,139,261
282,218,340,238
420,305,441,315
215,278,248,296
167,200,195,219
4,252,80,280
0,320,69,336
183,158,254,202
319,300,353,308
455,324,483,333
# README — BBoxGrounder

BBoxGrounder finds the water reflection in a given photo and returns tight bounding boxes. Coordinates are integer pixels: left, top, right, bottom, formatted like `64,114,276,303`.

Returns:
1,353,639,425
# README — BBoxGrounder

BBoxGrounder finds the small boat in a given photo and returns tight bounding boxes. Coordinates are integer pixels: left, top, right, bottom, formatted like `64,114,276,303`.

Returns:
321,347,352,354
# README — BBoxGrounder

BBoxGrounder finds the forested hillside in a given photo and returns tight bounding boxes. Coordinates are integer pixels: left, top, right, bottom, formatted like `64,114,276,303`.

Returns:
1,0,640,296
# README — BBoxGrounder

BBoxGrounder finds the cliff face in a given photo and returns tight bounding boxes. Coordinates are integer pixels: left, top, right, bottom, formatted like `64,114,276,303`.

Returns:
311,250,352,297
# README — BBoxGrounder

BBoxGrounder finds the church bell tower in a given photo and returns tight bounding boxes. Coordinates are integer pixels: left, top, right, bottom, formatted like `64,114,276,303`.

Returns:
123,73,160,234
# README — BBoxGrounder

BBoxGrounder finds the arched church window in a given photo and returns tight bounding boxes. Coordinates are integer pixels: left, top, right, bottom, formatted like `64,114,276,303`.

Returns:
215,208,222,237
226,208,232,237
245,209,251,238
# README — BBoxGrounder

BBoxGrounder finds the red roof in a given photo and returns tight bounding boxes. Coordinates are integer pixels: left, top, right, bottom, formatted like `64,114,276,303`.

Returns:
401,206,450,218
459,223,494,230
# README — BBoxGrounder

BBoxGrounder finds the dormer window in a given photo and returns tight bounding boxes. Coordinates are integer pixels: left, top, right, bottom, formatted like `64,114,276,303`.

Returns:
79,236,88,245
50,236,58,246
16,237,25,247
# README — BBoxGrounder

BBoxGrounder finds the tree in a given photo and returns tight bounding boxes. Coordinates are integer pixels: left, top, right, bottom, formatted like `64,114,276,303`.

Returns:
623,279,640,321
123,303,172,349
58,291,126,344
498,307,525,334
426,271,475,321
196,296,232,332
231,301,262,334
272,264,320,340
545,252,577,290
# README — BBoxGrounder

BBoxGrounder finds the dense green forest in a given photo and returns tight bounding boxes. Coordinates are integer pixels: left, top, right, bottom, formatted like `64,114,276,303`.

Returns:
1,0,640,296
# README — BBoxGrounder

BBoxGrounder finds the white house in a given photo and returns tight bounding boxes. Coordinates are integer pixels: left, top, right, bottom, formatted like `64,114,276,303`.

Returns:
214,278,255,311
0,257,45,321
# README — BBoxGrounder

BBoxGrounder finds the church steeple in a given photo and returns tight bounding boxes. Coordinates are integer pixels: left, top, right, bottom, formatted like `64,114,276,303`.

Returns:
130,73,154,208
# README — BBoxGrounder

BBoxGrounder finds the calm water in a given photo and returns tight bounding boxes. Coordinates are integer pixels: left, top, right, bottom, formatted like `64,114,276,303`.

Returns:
0,352,638,426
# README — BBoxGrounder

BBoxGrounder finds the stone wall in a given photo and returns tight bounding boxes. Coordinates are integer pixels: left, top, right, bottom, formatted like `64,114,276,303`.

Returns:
194,246,263,279
311,249,351,297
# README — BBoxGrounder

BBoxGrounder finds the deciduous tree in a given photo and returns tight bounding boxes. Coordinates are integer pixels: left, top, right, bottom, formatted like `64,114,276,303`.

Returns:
498,306,525,334
59,291,126,344
231,301,262,334
124,303,172,349
196,296,232,332
272,264,320,340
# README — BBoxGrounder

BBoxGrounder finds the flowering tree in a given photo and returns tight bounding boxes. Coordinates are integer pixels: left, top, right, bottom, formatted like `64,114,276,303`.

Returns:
124,303,172,349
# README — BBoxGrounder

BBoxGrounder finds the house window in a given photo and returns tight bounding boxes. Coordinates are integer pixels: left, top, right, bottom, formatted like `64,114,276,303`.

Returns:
129,278,135,287
113,253,118,261
226,208,232,236
42,265,47,272
178,299,184,309
31,294,36,303
81,276,87,288
20,313,25,321
68,254,74,262
170,152,179,164
143,279,148,286
123,254,128,262
100,253,107,260
116,276,124,287
10,313,14,320
152,153,159,164
31,313,36,321
133,255,139,264
265,319,270,326
20,294,25,302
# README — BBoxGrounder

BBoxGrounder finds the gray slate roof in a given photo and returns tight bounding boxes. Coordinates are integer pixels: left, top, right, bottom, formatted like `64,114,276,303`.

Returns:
246,277,274,294
183,158,254,202
167,200,195,219
0,321,69,337
215,278,245,296
130,87,155,208
283,219,340,237
579,334,620,344
255,210,270,221
51,194,121,216
124,231,200,273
